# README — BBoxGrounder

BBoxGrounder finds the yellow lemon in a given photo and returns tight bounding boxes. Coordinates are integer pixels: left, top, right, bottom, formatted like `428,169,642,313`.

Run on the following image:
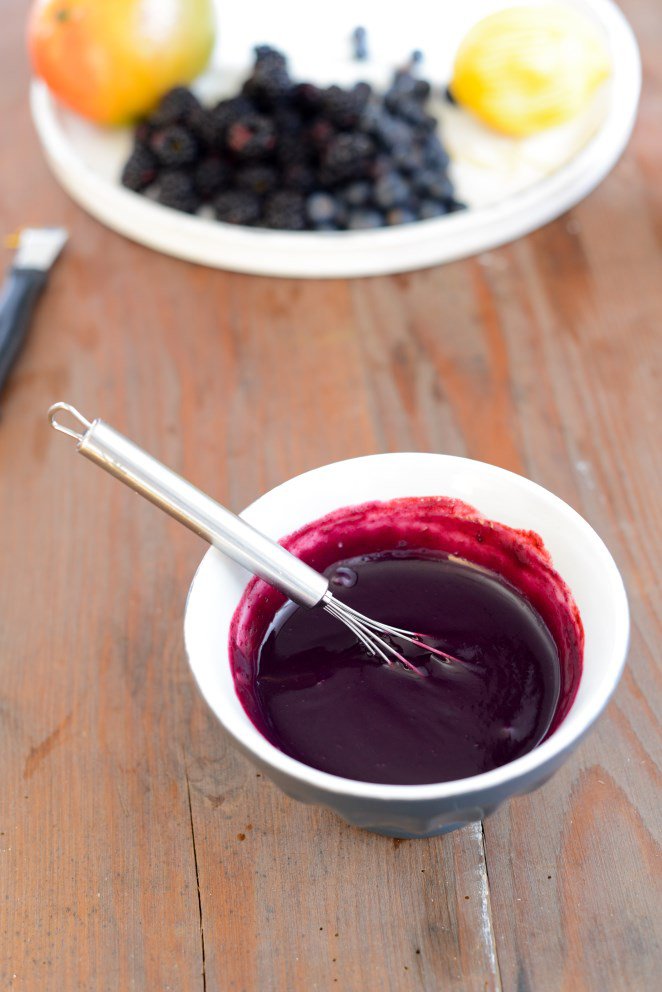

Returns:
451,4,611,137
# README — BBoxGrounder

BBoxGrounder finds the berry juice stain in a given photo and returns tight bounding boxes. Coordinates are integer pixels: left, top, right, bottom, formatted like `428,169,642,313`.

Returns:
230,497,584,786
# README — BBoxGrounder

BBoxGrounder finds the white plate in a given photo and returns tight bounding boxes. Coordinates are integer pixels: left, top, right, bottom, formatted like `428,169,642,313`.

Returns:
30,0,640,278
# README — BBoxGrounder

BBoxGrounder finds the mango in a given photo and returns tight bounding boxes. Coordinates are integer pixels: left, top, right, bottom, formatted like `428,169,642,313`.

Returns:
28,0,216,126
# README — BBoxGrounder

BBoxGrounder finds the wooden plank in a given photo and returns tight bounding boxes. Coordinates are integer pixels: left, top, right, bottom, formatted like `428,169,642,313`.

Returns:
186,730,502,992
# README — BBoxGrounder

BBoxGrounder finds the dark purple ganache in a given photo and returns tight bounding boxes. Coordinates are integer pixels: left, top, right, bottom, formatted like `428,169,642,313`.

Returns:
229,497,583,786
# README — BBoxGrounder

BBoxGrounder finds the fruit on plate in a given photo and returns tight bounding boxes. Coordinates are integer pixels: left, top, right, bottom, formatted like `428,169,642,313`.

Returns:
450,4,611,138
119,46,466,231
27,0,215,125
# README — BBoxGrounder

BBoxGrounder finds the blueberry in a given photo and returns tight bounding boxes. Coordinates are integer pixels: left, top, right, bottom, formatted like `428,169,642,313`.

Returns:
413,79,431,100
347,208,385,230
423,134,450,170
375,113,412,151
418,199,449,220
373,171,410,209
306,192,340,224
386,207,417,226
340,181,372,206
413,170,454,201
352,26,368,61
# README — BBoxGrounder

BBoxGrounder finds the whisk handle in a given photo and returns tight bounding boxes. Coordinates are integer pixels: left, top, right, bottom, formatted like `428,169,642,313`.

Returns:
48,404,329,609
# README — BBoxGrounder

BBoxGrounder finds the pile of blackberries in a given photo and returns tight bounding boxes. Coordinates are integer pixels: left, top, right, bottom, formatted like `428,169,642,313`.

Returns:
121,45,465,231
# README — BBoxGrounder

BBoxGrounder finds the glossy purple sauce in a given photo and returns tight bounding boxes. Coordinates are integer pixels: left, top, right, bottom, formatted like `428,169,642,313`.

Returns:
230,497,583,785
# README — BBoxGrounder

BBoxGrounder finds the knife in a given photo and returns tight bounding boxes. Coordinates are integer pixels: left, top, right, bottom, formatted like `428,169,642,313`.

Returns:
0,227,68,393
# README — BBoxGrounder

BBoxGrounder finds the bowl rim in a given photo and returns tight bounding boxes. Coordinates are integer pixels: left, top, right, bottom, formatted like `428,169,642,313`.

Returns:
184,452,630,801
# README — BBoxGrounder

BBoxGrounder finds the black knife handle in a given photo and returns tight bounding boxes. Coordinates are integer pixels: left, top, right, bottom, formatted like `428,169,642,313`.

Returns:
0,267,48,394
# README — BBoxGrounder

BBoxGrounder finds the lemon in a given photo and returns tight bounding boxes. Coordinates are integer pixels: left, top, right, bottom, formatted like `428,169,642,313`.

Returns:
451,4,611,137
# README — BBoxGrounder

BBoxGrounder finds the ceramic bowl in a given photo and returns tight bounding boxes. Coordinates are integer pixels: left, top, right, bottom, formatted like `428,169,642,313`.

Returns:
184,453,629,837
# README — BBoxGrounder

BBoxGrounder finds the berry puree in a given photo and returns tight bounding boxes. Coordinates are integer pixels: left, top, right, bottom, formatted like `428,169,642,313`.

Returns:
230,497,583,785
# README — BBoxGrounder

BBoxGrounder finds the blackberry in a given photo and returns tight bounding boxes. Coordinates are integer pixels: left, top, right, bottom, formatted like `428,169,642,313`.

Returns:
263,190,306,230
307,118,336,151
121,145,158,192
340,180,371,207
197,96,255,148
280,162,316,192
293,82,324,116
148,87,200,128
386,207,417,225
226,115,276,158
277,133,311,168
347,208,385,230
156,170,200,213
321,132,374,182
446,199,467,213
134,121,153,147
373,171,410,209
243,47,291,107
413,170,454,201
322,83,371,128
313,221,341,231
306,192,341,225
150,125,198,167
254,45,287,64
237,164,278,195
273,105,304,136
194,155,232,199
214,189,262,225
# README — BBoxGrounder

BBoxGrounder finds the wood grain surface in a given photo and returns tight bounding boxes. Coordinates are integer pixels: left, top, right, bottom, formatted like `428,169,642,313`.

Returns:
1,1,660,989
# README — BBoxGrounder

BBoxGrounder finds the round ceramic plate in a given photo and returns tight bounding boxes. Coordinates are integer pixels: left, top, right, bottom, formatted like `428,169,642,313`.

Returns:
30,0,640,278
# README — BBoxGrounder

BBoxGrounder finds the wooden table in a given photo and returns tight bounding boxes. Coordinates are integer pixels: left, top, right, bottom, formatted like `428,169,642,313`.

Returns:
1,2,660,988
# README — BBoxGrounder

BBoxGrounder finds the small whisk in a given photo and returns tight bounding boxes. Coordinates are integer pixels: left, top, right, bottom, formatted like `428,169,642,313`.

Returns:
48,403,457,675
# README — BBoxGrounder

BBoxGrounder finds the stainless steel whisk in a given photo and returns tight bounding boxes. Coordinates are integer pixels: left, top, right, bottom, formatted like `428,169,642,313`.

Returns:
49,403,454,674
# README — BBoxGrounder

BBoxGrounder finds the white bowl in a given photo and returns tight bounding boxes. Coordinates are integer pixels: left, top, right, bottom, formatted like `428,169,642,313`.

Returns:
184,454,629,837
